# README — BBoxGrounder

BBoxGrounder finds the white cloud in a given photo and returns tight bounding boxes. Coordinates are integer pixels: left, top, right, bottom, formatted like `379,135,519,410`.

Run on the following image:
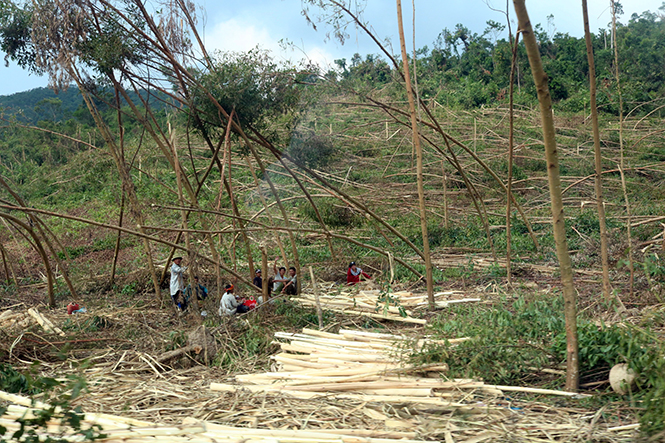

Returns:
204,18,280,54
202,17,337,72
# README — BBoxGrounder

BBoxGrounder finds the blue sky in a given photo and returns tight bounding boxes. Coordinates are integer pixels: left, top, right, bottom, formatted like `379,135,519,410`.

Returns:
0,0,662,95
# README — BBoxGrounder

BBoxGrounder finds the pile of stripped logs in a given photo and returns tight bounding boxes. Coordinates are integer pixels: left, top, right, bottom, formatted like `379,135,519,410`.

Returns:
0,389,433,443
211,328,584,406
292,288,481,325
0,307,64,336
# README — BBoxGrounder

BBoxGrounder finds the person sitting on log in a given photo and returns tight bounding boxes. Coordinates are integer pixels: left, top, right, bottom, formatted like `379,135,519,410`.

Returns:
281,267,297,295
346,261,371,285
272,258,288,295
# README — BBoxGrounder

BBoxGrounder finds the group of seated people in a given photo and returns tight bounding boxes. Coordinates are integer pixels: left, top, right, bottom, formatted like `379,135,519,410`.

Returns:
251,258,297,296
172,255,372,317
219,258,296,316
219,260,371,316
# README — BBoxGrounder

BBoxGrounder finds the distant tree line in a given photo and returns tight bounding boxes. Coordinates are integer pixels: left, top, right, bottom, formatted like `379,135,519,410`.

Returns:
329,4,665,114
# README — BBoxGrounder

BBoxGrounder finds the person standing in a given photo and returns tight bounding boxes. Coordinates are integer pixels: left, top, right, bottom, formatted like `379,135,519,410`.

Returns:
347,261,371,285
170,257,188,310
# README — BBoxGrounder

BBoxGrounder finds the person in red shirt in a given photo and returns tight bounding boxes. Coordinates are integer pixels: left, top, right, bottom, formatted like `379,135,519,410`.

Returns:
67,302,80,314
243,295,258,310
346,261,371,285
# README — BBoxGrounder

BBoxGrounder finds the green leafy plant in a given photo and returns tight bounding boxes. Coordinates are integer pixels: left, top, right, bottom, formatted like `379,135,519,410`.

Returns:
0,364,105,441
166,330,187,351
375,283,407,318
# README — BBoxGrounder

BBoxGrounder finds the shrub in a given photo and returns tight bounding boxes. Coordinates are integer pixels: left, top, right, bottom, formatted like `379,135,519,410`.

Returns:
288,131,337,169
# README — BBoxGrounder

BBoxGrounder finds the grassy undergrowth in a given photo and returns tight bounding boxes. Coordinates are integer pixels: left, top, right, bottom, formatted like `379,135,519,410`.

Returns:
409,292,665,437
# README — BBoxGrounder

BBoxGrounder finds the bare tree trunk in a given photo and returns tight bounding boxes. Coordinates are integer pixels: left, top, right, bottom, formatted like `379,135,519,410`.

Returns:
0,175,78,299
612,0,634,296
111,192,125,286
222,120,255,278
506,32,520,286
396,0,434,306
0,242,15,285
77,85,162,301
261,247,269,301
0,214,55,307
245,156,288,266
171,123,196,315
245,142,302,286
513,0,579,392
582,0,611,302
441,161,448,229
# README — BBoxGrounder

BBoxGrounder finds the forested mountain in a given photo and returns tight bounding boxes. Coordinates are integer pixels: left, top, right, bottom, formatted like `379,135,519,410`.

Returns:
0,86,83,123
1,5,663,118
0,86,172,124
332,6,665,113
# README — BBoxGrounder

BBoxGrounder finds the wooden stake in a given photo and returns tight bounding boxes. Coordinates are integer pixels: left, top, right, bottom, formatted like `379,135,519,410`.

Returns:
473,117,477,154
388,252,395,284
309,266,324,329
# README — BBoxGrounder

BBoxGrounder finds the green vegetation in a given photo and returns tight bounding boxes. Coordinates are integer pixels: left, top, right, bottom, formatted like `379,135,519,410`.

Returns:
0,0,664,437
419,293,665,435
0,363,104,441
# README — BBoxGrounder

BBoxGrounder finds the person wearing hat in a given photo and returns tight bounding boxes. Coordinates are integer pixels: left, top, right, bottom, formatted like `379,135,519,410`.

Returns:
170,256,188,310
253,269,263,290
347,261,370,285
219,284,250,316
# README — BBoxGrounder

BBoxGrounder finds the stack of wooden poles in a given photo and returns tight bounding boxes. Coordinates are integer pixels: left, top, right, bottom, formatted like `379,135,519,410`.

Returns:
0,390,433,443
292,288,480,325
211,328,584,409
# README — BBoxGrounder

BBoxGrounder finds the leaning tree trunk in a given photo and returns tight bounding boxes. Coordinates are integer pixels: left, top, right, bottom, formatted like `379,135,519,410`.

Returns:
396,0,434,306
582,0,612,303
513,0,579,392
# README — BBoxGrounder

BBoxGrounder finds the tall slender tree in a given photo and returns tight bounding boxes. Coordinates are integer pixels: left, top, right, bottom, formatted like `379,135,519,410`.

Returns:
582,0,612,303
395,0,434,305
513,0,579,391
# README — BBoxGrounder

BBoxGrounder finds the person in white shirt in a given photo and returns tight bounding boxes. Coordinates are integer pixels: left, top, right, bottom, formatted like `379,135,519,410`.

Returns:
219,284,238,316
282,267,297,295
272,258,288,295
170,257,187,310
219,284,250,316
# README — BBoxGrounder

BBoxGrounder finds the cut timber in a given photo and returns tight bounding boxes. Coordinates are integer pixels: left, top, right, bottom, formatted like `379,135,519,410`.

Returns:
487,385,591,398
0,389,434,443
27,308,65,336
294,286,478,323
